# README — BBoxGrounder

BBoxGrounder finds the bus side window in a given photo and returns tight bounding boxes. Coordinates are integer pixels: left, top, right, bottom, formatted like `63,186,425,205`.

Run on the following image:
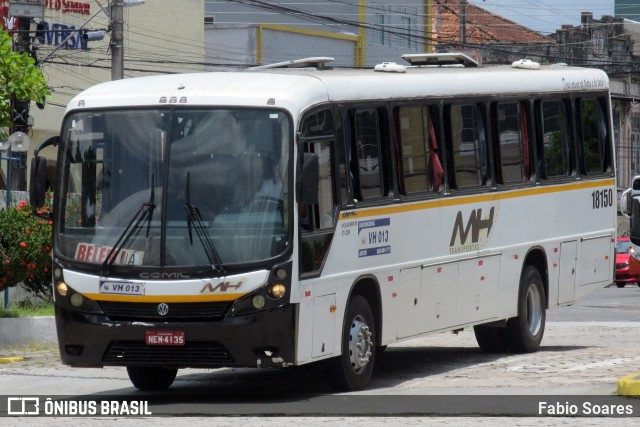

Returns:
579,97,611,175
299,140,336,275
335,111,349,206
302,141,335,230
395,105,443,194
351,109,386,201
446,103,487,189
538,99,571,179
494,101,531,184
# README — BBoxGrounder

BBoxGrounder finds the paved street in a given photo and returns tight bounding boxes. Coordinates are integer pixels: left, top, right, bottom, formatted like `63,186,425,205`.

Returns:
1,286,640,425
2,322,639,396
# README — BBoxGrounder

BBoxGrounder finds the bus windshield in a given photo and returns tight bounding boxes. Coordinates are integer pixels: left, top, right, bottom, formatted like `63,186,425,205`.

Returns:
55,108,291,270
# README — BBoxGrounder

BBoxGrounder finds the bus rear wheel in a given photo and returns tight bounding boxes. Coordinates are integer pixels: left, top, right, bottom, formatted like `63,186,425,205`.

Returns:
506,265,546,353
126,366,178,391
324,295,376,391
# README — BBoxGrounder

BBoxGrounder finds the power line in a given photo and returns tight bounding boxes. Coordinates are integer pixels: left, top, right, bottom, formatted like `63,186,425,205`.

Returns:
34,1,639,78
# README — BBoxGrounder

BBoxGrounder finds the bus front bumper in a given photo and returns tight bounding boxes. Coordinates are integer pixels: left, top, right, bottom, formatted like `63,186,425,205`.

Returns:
54,304,297,369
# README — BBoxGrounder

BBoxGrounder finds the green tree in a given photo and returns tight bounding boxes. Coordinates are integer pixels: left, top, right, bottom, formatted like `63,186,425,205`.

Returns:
0,27,50,140
0,200,53,301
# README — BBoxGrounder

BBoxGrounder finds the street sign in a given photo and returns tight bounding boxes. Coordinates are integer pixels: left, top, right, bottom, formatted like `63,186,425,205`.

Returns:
8,0,44,19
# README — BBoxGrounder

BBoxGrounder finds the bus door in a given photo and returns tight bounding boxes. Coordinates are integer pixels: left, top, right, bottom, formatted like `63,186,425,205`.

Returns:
297,109,340,360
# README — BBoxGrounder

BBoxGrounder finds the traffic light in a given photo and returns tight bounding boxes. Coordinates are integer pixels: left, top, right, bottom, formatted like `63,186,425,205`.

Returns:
12,99,30,133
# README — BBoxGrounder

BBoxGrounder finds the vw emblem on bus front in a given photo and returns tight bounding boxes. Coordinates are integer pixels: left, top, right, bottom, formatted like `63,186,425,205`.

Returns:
157,303,169,316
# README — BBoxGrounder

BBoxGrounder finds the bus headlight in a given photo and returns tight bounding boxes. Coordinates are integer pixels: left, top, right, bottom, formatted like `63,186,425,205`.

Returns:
275,268,287,280
228,262,292,317
252,295,266,310
69,293,84,307
56,282,69,297
268,283,286,299
55,283,104,315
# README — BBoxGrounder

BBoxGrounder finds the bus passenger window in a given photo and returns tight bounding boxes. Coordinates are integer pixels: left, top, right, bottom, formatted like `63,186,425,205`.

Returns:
540,100,570,178
353,110,384,200
448,104,486,188
335,113,348,206
495,101,529,183
580,98,610,174
396,106,443,193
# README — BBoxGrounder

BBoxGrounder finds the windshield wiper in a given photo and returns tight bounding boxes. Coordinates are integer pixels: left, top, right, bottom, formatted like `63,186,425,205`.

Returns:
101,180,156,276
146,174,156,238
184,171,225,275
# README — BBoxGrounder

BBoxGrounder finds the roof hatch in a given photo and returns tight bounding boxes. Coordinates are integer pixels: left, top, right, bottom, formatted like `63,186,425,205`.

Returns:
402,53,479,67
248,57,335,70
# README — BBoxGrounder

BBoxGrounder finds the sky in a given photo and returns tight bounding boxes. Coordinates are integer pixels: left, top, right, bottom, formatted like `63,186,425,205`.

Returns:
469,1,616,34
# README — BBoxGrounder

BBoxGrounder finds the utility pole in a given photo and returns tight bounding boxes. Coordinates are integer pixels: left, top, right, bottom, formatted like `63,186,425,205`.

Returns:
4,1,44,309
111,0,124,80
424,0,433,53
10,15,31,192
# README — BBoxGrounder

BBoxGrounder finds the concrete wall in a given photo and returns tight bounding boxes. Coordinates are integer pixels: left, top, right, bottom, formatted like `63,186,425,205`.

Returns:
0,316,56,345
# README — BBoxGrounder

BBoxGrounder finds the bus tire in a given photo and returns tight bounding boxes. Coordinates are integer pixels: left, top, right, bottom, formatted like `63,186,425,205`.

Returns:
473,325,509,353
126,366,178,391
324,295,376,391
506,265,546,353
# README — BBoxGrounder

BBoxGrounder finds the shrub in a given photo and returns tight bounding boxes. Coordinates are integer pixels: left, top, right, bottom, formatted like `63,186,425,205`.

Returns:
0,200,53,302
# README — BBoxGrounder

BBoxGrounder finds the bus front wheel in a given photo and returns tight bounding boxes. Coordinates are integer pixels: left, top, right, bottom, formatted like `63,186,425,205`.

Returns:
324,295,376,391
506,265,546,353
126,366,178,391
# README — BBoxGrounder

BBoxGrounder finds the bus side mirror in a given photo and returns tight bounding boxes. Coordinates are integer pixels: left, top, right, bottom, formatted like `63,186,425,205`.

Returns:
29,155,48,209
29,135,59,212
300,152,318,205
620,188,631,218
622,176,640,218
631,197,640,246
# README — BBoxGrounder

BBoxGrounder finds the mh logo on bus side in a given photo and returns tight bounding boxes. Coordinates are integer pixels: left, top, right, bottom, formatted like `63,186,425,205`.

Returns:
449,206,496,254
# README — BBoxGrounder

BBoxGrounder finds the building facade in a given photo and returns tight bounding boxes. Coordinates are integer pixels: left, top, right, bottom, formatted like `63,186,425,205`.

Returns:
1,0,205,205
616,0,640,21
205,0,433,68
2,1,639,203
550,13,640,189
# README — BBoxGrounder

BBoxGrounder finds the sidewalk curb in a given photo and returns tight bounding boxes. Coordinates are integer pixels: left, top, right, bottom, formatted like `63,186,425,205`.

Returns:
0,356,24,364
617,372,640,396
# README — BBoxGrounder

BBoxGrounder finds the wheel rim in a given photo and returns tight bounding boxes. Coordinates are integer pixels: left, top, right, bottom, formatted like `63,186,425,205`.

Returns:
525,283,543,336
348,314,373,374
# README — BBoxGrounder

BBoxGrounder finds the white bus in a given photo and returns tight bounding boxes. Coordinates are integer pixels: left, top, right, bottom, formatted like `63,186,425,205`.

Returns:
31,55,616,391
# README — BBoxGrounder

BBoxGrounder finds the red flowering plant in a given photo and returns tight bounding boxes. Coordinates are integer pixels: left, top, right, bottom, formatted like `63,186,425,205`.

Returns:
0,200,53,302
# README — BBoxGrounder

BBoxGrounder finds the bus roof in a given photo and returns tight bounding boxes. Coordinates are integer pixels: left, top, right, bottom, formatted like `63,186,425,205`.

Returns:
67,64,609,118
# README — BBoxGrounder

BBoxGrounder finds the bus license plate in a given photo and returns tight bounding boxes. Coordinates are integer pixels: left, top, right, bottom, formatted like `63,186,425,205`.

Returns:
145,331,185,346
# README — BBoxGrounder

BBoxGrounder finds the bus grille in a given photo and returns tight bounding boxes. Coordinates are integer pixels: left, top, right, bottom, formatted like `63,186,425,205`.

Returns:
102,341,233,366
97,301,232,321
